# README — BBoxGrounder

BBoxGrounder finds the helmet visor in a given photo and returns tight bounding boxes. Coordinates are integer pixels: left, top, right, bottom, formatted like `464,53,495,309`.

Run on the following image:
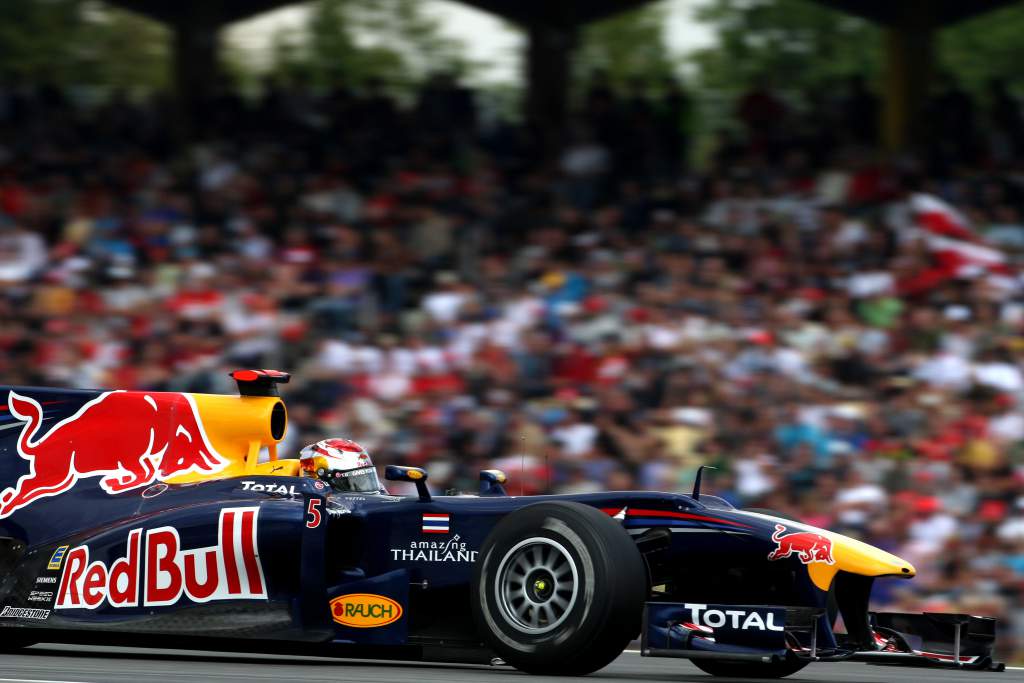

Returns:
325,466,382,494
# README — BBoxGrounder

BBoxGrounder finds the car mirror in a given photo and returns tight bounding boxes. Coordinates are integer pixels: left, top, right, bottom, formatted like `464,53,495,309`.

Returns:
479,469,508,496
385,465,431,502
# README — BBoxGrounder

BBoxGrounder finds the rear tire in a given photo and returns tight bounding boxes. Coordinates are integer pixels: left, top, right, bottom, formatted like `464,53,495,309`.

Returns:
471,501,647,675
691,657,808,678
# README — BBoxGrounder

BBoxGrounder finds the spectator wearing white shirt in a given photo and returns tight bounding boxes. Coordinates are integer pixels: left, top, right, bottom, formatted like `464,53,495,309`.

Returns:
551,407,600,460
0,222,46,284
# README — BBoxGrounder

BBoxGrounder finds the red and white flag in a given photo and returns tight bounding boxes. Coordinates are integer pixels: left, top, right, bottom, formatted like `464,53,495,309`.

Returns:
907,193,1017,288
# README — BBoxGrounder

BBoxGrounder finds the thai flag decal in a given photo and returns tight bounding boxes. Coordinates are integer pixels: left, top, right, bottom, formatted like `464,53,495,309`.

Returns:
422,513,450,534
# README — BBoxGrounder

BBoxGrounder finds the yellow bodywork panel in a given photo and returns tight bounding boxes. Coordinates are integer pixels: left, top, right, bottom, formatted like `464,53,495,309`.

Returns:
807,532,916,591
737,511,916,592
163,393,288,484
251,459,301,477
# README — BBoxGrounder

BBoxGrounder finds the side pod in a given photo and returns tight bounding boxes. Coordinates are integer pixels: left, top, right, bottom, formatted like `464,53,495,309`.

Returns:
297,490,334,639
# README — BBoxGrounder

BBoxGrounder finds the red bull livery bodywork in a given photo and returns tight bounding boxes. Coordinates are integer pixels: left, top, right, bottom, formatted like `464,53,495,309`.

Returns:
0,372,1004,677
2,391,227,516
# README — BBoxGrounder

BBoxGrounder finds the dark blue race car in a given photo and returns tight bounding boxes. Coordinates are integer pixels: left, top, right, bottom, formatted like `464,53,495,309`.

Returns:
0,371,1003,677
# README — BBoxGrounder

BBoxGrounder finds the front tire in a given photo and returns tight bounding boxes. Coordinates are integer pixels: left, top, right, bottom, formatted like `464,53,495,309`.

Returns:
471,501,646,675
692,657,808,678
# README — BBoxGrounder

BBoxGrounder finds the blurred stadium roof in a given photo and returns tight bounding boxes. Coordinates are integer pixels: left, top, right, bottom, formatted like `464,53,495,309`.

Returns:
105,0,1024,150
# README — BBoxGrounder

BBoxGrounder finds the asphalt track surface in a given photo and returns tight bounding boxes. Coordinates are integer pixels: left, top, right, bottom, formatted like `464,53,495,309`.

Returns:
2,645,1021,683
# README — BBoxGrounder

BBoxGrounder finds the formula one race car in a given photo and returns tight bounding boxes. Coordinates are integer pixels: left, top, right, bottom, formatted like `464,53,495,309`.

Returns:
0,371,1004,677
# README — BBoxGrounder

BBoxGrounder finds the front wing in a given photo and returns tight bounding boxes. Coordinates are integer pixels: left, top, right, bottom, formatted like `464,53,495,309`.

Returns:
641,601,1005,672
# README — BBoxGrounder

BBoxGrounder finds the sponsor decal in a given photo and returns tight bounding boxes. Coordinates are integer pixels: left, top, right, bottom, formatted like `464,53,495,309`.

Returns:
390,534,477,563
683,603,783,632
0,606,49,619
36,576,57,584
56,507,265,609
422,513,449,534
48,545,69,570
306,498,323,528
336,467,374,480
240,481,299,496
0,391,226,519
330,593,402,628
312,480,326,491
767,524,835,565
27,590,53,603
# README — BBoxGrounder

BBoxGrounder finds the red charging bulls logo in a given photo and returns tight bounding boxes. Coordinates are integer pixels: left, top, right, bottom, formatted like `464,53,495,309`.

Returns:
56,507,266,609
767,524,835,565
0,391,227,518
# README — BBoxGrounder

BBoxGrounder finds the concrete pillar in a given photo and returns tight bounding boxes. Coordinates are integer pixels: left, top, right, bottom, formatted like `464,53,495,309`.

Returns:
880,4,934,151
525,24,577,154
172,13,222,140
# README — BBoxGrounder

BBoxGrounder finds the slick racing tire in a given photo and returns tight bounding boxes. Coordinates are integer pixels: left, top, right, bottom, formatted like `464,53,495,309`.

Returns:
691,657,808,679
471,501,647,675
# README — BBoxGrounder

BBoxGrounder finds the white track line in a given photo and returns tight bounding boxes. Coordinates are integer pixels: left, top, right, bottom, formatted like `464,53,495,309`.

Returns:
0,678,89,683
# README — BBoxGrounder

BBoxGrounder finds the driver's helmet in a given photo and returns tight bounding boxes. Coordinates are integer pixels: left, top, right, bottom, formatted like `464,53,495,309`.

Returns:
299,438,384,494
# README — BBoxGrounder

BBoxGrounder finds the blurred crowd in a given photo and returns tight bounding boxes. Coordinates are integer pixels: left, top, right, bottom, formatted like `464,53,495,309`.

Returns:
2,76,1024,655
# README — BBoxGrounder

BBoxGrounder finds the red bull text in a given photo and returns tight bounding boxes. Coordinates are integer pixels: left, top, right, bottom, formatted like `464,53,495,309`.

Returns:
0,391,226,518
56,507,265,609
767,524,835,565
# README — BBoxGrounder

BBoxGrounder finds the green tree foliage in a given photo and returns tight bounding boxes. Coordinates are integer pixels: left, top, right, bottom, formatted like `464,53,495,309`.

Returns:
74,4,170,92
939,3,1024,91
0,0,82,84
268,0,473,93
0,0,169,92
692,0,880,96
694,0,1024,98
575,3,679,92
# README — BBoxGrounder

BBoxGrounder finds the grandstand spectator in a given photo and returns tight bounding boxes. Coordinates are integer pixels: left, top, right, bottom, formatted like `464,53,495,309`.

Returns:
0,74,1022,655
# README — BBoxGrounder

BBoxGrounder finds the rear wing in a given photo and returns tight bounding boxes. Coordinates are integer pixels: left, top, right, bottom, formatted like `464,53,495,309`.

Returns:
0,373,288,521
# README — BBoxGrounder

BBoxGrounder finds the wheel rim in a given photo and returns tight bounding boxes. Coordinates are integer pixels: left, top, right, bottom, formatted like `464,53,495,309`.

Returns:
494,537,579,634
